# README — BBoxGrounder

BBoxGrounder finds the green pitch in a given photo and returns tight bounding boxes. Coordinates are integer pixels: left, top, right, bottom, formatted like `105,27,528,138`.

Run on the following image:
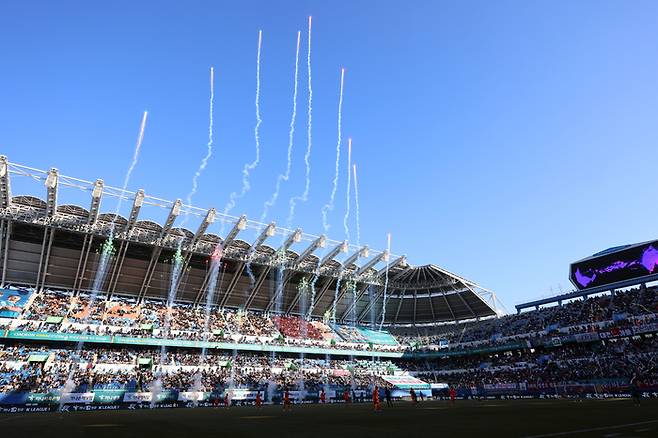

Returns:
0,399,656,437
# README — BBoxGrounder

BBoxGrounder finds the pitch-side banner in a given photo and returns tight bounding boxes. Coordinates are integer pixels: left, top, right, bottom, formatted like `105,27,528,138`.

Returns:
25,393,60,404
177,392,205,402
229,389,258,400
60,393,94,404
484,383,519,391
381,375,431,389
93,390,125,404
123,392,152,403
287,390,308,401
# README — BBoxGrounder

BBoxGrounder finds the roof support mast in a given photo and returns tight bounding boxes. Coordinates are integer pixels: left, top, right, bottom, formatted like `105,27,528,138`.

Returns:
36,168,58,291
0,156,11,209
137,199,181,301
0,157,10,288
329,246,368,318
107,190,145,296
284,235,327,313
73,179,103,294
196,215,247,306
173,207,216,298
263,228,302,313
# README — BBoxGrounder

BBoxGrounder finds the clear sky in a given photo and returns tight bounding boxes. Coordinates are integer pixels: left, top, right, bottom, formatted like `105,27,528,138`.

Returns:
1,1,658,310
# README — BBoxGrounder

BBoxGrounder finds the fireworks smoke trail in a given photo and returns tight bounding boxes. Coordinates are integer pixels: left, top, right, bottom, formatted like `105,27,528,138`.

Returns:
342,138,352,241
250,29,300,312
379,233,392,330
306,273,320,318
369,286,376,329
108,111,148,233
332,275,342,322
91,110,148,275
224,30,263,218
167,67,217,371
173,67,216,299
260,32,301,224
184,67,215,219
353,164,361,247
287,16,313,227
320,68,345,233
60,112,147,409
193,247,223,396
168,68,218,399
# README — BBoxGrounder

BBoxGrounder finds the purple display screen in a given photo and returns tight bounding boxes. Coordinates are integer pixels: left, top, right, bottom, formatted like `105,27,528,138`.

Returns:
570,242,658,289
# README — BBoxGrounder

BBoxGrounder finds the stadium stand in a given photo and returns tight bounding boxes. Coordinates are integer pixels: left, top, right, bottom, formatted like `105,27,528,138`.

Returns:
0,159,657,411
0,284,656,407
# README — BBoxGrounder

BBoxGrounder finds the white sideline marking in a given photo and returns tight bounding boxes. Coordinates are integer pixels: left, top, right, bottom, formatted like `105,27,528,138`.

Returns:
522,420,658,438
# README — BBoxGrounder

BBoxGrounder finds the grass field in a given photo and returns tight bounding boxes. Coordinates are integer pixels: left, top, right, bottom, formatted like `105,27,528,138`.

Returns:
0,399,656,438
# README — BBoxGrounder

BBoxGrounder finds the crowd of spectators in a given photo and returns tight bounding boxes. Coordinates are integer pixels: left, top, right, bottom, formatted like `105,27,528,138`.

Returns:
2,290,406,352
22,291,69,320
0,343,396,393
413,335,658,390
1,285,657,361
1,284,658,396
272,316,325,340
392,285,658,350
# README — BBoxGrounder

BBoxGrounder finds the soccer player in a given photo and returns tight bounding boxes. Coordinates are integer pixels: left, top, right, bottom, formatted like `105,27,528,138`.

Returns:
630,375,641,406
255,391,262,408
343,389,350,404
284,388,291,410
449,386,456,405
384,386,393,407
319,388,326,404
410,388,418,404
373,385,381,412
224,392,230,408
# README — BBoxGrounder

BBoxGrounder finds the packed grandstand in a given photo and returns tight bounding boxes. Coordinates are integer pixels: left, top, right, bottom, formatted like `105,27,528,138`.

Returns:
1,277,657,408
0,158,657,411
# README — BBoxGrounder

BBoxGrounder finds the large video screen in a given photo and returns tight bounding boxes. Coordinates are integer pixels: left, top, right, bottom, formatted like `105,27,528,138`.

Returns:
570,241,658,289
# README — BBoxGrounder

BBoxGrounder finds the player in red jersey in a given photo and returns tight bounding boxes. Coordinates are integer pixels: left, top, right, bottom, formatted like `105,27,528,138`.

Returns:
373,385,381,411
224,392,230,408
449,386,456,404
319,388,326,404
343,389,350,404
283,388,291,410
255,391,262,408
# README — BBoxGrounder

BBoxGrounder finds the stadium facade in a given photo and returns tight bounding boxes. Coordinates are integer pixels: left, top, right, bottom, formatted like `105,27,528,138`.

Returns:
0,156,499,325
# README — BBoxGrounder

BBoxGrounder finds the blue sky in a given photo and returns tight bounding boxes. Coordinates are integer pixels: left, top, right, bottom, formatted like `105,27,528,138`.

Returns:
1,1,658,310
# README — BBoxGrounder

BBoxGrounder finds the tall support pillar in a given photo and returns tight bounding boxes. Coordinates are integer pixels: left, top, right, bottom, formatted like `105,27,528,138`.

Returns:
0,221,10,287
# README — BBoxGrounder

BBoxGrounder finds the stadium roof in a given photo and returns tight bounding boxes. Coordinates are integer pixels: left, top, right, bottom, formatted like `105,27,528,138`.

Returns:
575,240,653,263
0,156,500,324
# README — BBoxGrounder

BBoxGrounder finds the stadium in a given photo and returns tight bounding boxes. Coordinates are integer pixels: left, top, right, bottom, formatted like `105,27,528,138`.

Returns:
3,4,658,437
1,154,658,437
